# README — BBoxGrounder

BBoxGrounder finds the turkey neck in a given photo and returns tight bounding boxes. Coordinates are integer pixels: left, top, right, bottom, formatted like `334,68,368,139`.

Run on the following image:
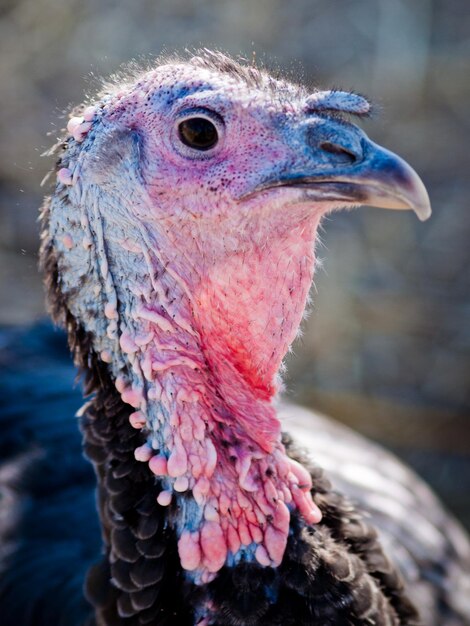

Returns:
42,182,323,581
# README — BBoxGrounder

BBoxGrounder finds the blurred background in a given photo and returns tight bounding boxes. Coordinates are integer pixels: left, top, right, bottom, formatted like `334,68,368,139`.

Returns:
0,0,468,528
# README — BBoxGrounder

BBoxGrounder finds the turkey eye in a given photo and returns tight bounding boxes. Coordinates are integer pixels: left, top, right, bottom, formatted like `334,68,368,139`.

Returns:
178,117,218,151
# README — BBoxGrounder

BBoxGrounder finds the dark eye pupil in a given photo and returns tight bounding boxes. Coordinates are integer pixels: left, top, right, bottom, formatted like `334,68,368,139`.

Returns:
178,117,218,150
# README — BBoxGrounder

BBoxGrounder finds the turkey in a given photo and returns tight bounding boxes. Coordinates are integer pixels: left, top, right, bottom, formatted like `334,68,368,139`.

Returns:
1,50,469,625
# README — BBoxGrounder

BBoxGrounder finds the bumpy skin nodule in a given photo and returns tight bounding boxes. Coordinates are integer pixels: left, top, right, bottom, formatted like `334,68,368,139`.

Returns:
39,51,425,624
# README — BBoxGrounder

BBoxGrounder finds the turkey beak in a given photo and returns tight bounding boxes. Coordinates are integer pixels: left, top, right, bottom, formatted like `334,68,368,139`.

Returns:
328,140,432,221
254,134,431,221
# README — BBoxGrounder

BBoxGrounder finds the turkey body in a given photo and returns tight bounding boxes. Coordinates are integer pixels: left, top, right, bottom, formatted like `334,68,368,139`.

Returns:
0,322,469,625
0,322,99,625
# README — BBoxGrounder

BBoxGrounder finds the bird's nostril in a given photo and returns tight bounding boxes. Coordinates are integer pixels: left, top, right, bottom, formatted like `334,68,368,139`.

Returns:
320,141,358,164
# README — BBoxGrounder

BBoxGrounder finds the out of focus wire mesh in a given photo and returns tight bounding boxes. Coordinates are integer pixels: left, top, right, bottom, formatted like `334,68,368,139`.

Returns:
0,0,468,528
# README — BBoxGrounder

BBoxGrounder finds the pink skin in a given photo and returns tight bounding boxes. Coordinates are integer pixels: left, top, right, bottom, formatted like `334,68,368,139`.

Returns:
60,61,382,581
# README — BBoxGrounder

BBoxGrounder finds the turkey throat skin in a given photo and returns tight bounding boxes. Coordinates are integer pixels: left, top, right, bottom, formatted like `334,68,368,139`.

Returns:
49,161,323,583
141,203,323,578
